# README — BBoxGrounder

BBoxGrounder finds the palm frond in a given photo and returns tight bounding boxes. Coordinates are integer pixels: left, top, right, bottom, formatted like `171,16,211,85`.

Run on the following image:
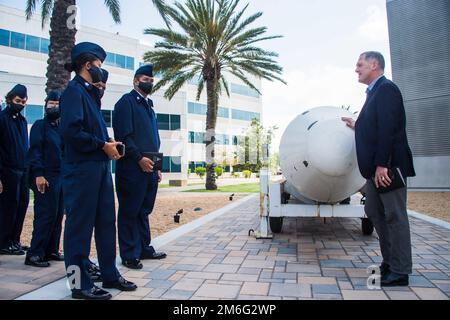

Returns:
104,0,121,23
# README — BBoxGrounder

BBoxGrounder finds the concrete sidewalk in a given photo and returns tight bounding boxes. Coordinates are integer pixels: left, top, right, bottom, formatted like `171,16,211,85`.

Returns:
16,195,450,300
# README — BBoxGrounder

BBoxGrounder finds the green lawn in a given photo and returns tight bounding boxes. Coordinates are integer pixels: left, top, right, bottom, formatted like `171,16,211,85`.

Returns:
183,182,259,193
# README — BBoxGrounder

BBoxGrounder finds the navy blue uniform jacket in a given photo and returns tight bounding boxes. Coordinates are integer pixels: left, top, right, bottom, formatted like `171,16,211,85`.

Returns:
60,75,109,163
27,118,63,178
0,107,28,175
355,76,416,179
113,90,160,162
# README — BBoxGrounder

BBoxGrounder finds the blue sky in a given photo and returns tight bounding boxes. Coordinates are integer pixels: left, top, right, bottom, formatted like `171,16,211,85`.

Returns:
0,0,391,147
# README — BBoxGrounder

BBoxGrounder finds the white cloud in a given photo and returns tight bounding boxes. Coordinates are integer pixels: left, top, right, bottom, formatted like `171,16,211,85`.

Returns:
357,5,389,43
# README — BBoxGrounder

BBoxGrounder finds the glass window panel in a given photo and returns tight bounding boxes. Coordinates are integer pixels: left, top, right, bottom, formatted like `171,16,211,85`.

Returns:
188,131,194,143
116,54,126,68
218,107,229,118
170,114,180,130
25,105,44,124
25,35,40,52
10,32,25,49
40,38,49,54
170,157,181,173
126,56,134,70
157,113,170,130
0,29,10,47
162,156,170,173
104,52,115,66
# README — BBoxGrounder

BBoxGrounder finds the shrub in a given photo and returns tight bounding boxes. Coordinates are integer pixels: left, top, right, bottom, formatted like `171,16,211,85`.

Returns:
243,170,252,179
195,166,206,178
214,166,223,178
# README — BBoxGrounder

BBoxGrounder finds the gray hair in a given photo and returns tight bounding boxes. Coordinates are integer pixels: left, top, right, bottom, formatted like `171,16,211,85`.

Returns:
361,51,385,71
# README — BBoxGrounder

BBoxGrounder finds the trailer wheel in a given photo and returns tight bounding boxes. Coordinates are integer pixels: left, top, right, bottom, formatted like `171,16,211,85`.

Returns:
270,217,284,233
281,192,290,204
362,218,374,235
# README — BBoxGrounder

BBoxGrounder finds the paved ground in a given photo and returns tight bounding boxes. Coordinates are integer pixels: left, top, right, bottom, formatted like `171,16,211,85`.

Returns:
5,195,450,300
0,256,65,300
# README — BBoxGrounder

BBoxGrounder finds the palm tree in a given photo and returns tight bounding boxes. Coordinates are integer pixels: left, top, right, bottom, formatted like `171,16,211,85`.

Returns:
25,0,170,93
144,0,285,190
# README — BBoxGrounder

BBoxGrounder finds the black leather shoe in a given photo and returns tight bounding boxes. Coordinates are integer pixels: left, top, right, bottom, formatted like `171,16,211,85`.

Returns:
381,271,409,287
0,246,25,256
72,286,112,300
103,277,137,292
87,264,103,282
25,255,50,268
122,259,143,269
13,242,29,251
140,251,167,260
45,253,64,261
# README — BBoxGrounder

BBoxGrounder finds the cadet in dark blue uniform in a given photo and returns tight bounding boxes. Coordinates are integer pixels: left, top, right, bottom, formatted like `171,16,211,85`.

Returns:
83,68,109,283
0,84,29,255
25,91,65,267
113,64,166,270
60,42,136,300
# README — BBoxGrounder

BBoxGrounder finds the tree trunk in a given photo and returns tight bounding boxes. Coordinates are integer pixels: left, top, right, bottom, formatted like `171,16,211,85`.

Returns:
205,78,219,190
45,0,77,93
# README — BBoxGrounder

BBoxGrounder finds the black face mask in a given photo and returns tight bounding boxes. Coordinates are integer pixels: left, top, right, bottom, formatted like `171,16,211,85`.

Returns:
88,65,104,84
138,81,153,95
46,107,60,121
9,103,25,114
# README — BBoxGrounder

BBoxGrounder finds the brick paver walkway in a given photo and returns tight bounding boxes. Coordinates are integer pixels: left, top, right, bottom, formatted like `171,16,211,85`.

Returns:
0,256,65,300
9,195,450,300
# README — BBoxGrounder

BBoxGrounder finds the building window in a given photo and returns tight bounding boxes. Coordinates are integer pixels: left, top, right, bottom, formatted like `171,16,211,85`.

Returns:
24,105,44,124
231,83,260,98
105,53,115,66
0,29,10,47
115,54,126,69
189,132,230,145
40,38,49,54
126,56,135,70
170,156,182,173
189,161,206,172
188,102,229,118
10,32,25,50
231,109,260,121
105,51,135,70
156,113,180,131
188,131,206,144
162,156,170,173
25,35,40,52
157,113,170,130
215,134,230,145
170,114,181,130
0,28,50,55
101,110,112,127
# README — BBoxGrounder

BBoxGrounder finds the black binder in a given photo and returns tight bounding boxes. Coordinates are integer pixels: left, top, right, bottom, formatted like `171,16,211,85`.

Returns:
374,167,406,194
142,152,163,171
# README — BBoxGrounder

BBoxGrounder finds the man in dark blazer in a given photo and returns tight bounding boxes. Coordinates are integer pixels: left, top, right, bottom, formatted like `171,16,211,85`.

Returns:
342,51,416,287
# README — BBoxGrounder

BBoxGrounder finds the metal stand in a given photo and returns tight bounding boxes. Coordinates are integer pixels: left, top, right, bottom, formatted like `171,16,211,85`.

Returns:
250,144,273,239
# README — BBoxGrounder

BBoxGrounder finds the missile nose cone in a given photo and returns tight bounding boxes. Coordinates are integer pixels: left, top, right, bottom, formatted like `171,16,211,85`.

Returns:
307,118,356,177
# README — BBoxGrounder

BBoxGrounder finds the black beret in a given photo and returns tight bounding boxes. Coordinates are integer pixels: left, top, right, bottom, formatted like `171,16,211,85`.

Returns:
45,90,62,103
71,42,107,63
135,64,153,78
8,84,27,99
